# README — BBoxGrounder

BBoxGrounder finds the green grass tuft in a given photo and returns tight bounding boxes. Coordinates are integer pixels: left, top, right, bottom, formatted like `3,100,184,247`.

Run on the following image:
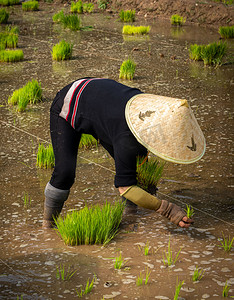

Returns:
171,14,186,26
76,276,96,297
119,9,135,22
119,58,136,80
36,143,55,169
0,0,19,5
122,25,150,35
218,232,234,252
52,40,73,61
162,237,182,267
55,201,125,246
174,279,184,300
71,0,83,13
219,25,234,39
0,8,9,24
79,134,98,149
56,264,77,281
83,2,94,13
192,266,205,282
0,49,23,62
22,0,38,11
0,32,18,48
97,0,109,10
53,10,65,23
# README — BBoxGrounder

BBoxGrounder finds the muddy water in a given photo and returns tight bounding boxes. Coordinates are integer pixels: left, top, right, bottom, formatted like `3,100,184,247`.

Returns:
0,3,233,299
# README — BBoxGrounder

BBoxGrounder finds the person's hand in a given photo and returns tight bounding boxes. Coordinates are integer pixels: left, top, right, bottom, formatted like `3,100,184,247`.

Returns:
178,216,194,228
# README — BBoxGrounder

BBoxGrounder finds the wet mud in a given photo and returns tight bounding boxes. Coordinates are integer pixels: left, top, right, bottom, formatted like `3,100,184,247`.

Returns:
0,3,233,299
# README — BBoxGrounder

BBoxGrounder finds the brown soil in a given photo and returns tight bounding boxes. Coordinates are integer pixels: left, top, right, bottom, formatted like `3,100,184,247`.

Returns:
89,0,234,28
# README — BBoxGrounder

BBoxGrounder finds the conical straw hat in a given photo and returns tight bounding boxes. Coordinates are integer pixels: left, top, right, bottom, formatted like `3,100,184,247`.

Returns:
125,94,206,164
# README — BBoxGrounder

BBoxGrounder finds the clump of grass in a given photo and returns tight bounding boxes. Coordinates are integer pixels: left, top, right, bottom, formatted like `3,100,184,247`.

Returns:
97,0,109,10
22,0,39,11
122,25,151,35
212,0,233,4
171,14,186,26
0,0,19,5
136,268,151,286
83,2,94,13
0,8,9,24
71,0,83,13
184,204,195,219
76,276,96,297
136,156,164,191
8,79,42,111
0,49,23,62
222,281,231,297
138,241,150,256
53,10,65,23
162,237,182,267
119,9,135,22
63,14,81,30
218,232,234,252
79,134,98,149
219,25,234,39
52,40,73,61
56,264,77,281
0,32,18,49
36,143,55,169
114,252,128,269
174,279,184,300
192,266,204,282
189,41,227,66
119,58,136,80
23,192,31,208
55,201,125,246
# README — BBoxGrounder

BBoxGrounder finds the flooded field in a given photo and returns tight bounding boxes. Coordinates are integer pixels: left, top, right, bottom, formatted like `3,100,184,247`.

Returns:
0,3,233,299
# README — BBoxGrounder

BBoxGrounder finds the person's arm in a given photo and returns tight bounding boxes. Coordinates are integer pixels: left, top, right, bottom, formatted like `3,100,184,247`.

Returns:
119,185,193,228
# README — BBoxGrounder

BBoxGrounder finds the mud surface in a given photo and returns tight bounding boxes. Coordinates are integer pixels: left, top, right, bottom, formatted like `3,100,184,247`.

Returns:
0,3,234,300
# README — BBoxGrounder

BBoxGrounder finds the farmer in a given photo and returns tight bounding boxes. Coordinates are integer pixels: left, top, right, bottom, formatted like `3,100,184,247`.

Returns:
43,78,205,229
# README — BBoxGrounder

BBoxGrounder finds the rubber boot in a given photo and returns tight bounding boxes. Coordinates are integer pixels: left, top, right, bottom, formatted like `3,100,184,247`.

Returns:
43,182,70,229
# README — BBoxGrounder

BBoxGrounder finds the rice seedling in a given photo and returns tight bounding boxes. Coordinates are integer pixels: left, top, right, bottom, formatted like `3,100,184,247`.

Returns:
36,143,55,169
83,2,94,13
184,204,195,218
56,264,77,281
122,25,151,35
138,241,150,256
189,44,203,61
0,8,9,24
192,266,205,282
8,79,42,108
16,295,23,300
52,40,73,61
0,49,23,62
0,32,18,48
119,58,136,80
174,279,184,300
218,232,234,252
170,14,186,26
162,237,182,267
79,134,98,149
114,252,127,269
0,0,19,5
222,281,232,297
23,192,31,208
52,10,65,23
55,200,125,246
144,267,151,285
136,268,151,286
62,14,81,31
22,1,39,11
136,156,164,191
219,25,234,39
119,9,135,22
76,276,96,297
71,0,83,14
97,0,109,10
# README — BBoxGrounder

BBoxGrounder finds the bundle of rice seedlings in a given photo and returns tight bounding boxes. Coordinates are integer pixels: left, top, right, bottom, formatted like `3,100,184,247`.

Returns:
36,143,55,169
119,9,135,22
170,14,186,26
83,2,94,13
52,40,73,61
218,25,234,39
62,14,81,30
122,25,150,35
201,41,227,66
71,0,83,13
79,134,98,149
22,0,39,11
119,58,136,80
189,44,203,61
0,49,23,62
0,32,18,48
0,8,9,24
53,10,65,23
55,201,125,246
0,0,19,6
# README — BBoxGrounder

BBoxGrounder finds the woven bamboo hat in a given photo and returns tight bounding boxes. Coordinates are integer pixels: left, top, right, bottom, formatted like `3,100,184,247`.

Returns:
125,94,206,164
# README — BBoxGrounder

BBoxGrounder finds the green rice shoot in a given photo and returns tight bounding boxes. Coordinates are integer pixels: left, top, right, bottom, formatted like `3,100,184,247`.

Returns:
218,232,234,252
222,281,231,297
0,0,19,5
162,237,182,267
184,204,195,218
114,252,127,269
83,2,94,13
170,14,186,26
192,266,205,282
79,134,98,149
36,143,55,169
138,241,150,256
0,32,18,49
22,1,39,11
119,9,135,22
219,25,234,39
71,0,83,13
119,58,136,80
174,279,184,300
55,200,125,246
23,192,31,208
56,264,77,281
0,49,23,62
52,40,73,61
136,156,164,191
0,8,9,24
76,276,96,297
122,25,151,35
53,10,65,23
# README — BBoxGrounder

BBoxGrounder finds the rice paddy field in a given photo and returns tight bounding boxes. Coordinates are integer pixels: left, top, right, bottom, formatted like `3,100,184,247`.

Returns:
0,2,233,299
